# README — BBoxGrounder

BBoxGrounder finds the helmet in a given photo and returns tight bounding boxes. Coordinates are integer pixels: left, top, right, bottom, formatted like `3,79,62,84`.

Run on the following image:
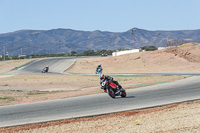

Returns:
100,74,104,79
98,64,101,68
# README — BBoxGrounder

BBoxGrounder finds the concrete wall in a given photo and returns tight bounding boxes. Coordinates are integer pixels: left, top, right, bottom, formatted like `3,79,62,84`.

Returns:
158,47,166,50
112,49,140,56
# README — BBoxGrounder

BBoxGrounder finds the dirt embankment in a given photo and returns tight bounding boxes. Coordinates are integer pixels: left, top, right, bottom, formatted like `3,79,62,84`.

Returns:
165,45,200,63
67,45,200,74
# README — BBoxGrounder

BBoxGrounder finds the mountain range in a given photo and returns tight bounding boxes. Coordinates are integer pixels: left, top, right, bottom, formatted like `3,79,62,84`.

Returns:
0,28,200,56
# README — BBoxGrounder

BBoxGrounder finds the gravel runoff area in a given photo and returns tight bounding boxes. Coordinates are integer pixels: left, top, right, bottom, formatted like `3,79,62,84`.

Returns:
0,44,200,132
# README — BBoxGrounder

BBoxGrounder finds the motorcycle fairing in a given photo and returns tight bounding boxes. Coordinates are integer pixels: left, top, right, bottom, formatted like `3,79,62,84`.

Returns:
109,81,117,88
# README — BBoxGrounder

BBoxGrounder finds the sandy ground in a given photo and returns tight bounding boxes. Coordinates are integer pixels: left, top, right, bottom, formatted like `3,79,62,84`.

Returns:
0,59,36,74
0,44,200,132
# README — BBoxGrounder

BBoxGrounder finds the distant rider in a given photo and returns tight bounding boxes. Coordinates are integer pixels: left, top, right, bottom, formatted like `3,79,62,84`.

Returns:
96,64,103,74
44,65,49,72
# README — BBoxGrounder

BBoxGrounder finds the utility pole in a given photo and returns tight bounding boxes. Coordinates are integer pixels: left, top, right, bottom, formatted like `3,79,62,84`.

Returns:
157,33,161,48
166,35,169,47
21,48,23,56
108,39,110,51
19,48,23,60
3,44,6,61
131,29,136,49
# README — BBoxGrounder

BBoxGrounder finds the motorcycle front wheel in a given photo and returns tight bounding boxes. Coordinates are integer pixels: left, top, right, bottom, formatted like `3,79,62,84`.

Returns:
107,88,115,98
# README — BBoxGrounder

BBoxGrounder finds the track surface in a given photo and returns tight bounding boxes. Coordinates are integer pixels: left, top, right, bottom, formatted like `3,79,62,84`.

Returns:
0,57,200,128
16,57,77,74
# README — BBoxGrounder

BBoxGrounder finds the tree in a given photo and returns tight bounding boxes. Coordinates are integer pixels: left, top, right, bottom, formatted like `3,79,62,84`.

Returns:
71,51,77,56
141,46,157,51
84,50,95,56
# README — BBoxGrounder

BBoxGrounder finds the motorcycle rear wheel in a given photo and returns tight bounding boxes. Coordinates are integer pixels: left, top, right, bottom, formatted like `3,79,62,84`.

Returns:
121,91,126,97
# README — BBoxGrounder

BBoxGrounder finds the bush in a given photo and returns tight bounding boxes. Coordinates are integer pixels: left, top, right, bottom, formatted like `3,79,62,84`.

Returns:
141,46,157,51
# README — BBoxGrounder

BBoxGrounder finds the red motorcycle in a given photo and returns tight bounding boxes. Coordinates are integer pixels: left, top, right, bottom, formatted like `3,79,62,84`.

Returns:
100,79,126,98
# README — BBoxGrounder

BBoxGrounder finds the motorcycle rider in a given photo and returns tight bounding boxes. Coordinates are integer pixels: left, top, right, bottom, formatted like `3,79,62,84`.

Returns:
43,65,49,72
96,64,126,97
96,64,103,74
96,64,121,88
100,74,122,94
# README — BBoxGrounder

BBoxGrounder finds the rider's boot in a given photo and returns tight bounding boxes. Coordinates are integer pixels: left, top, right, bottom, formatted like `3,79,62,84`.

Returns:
118,85,123,91
115,85,123,95
115,87,120,95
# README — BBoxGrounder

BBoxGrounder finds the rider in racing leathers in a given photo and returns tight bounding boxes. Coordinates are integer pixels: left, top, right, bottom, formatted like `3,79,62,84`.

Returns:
96,64,102,74
100,74,122,94
43,65,49,72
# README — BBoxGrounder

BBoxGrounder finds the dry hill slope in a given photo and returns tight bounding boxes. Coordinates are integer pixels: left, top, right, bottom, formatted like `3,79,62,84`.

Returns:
67,45,200,74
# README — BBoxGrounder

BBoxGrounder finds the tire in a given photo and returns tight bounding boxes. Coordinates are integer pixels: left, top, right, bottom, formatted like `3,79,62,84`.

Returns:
121,91,126,97
107,88,115,98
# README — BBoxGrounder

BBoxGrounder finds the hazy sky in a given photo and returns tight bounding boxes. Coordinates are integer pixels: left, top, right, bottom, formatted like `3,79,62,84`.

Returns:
0,0,200,34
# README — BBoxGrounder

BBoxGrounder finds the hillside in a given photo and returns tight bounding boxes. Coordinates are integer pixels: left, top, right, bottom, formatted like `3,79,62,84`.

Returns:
67,44,200,74
0,28,200,55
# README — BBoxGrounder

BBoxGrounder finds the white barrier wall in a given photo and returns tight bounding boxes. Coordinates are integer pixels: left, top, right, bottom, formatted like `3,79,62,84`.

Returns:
158,47,166,50
112,49,140,56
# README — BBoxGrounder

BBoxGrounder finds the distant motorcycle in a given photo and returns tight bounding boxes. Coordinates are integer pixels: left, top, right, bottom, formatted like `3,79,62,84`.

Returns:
42,67,49,73
101,53,108,57
100,78,126,98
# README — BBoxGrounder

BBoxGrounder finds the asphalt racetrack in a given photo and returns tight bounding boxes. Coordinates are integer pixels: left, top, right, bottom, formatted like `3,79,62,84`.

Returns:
0,57,200,128
16,57,77,74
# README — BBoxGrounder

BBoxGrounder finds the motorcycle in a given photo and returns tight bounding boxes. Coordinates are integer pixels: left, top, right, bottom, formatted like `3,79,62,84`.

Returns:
42,67,48,73
100,78,126,98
